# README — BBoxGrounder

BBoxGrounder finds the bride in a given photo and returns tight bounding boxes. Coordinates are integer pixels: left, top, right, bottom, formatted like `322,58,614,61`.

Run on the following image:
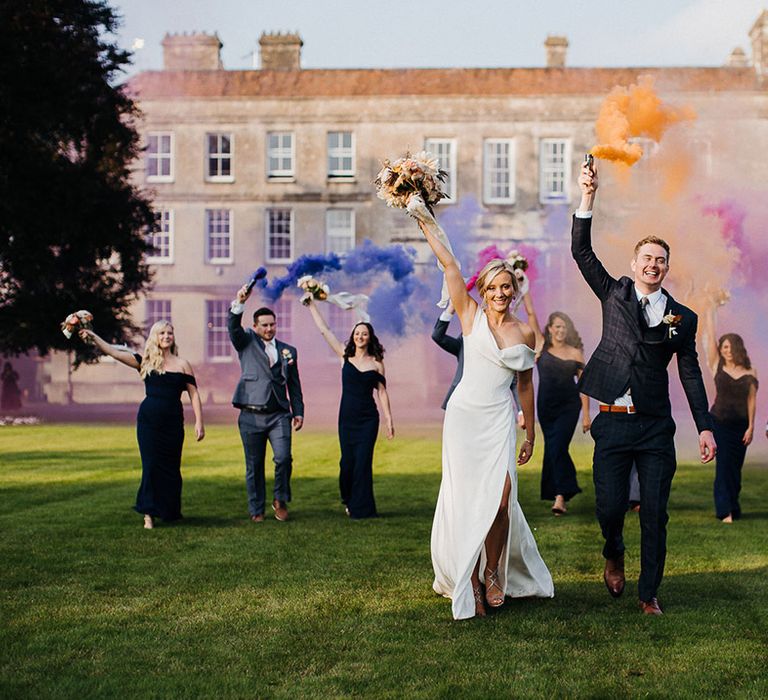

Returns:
411,197,554,619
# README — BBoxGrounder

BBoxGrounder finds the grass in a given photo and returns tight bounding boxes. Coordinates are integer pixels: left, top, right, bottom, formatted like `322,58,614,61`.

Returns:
1,424,767,699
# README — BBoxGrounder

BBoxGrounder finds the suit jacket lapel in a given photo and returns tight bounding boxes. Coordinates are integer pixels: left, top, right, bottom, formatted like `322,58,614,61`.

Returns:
275,340,288,380
619,283,644,340
250,332,271,370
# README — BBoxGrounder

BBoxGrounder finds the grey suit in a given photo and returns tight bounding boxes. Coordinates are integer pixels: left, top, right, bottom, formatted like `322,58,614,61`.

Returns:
229,310,304,517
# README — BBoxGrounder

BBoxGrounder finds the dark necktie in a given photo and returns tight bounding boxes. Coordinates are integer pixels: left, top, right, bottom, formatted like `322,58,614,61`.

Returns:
638,296,649,328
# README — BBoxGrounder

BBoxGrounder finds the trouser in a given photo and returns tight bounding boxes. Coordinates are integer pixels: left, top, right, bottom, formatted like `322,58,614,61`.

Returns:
238,410,293,516
590,411,677,602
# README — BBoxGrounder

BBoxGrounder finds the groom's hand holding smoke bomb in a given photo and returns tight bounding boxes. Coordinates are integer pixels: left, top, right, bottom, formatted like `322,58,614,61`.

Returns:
578,154,598,211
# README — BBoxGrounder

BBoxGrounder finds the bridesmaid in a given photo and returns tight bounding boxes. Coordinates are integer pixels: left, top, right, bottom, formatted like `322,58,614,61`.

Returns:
536,312,590,516
81,321,204,529
305,300,394,518
704,308,758,522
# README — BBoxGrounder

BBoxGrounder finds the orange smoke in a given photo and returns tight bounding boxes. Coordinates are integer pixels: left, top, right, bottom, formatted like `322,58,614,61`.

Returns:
591,75,696,166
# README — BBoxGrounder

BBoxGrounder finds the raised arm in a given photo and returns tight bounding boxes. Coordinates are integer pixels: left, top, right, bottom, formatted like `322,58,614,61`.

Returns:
431,303,462,357
79,329,140,369
701,304,719,377
228,284,252,352
571,162,618,302
415,218,476,331
306,299,345,358
521,291,545,355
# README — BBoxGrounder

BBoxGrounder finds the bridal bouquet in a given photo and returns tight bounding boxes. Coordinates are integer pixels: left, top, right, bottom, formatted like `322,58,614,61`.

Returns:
61,310,94,341
297,276,370,322
297,276,329,304
374,150,449,211
507,250,529,273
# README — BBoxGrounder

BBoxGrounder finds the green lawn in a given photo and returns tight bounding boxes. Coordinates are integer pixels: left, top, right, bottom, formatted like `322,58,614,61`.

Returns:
1,424,766,699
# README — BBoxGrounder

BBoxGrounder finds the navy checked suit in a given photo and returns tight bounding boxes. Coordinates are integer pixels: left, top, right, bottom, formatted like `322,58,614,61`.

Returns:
571,214,712,601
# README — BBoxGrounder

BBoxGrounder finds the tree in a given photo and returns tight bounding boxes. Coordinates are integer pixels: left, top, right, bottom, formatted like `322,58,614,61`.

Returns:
0,0,155,363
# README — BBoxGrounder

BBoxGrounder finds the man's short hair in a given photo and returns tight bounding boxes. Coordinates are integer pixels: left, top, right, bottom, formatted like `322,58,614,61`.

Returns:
634,235,670,262
253,307,276,324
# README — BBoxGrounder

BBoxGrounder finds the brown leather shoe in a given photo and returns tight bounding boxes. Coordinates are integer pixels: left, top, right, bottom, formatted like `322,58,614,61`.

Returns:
603,555,625,598
272,500,289,522
250,514,264,523
639,597,663,615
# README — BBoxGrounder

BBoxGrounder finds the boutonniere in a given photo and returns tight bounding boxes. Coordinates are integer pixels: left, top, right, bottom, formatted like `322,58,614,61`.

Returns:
662,313,683,339
281,348,294,365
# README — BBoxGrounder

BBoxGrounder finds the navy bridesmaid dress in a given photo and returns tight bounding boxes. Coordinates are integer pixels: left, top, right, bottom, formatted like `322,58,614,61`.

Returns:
338,359,384,519
536,350,583,502
133,354,195,521
711,370,758,520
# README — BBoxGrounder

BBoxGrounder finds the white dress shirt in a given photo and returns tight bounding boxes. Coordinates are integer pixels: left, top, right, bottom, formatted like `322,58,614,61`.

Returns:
263,338,278,366
613,287,667,406
575,211,669,407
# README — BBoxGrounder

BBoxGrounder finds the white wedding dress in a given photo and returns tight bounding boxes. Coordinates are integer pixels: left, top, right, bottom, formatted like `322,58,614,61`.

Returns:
431,307,555,619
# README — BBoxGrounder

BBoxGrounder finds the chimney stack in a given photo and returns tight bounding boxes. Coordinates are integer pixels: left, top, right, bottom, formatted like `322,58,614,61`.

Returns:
726,47,749,68
544,35,568,68
750,10,768,76
259,32,303,71
162,32,222,70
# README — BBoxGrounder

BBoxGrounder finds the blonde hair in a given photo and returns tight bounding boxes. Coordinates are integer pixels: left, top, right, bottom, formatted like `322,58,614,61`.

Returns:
475,259,519,299
140,321,177,379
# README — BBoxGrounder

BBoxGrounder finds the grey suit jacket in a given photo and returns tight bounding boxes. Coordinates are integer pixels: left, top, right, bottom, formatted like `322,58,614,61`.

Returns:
228,311,304,417
431,318,464,410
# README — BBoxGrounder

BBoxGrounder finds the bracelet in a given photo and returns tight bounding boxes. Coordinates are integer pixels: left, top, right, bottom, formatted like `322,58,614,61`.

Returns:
523,438,534,445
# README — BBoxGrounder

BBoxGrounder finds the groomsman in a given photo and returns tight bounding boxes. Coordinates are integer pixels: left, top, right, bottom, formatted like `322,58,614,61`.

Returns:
229,285,304,522
571,161,716,615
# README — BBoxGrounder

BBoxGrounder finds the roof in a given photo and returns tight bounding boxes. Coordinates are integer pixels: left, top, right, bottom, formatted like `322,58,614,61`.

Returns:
127,67,762,99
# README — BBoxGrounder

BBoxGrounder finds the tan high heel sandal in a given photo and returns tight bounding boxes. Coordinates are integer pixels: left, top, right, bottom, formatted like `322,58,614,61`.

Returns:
143,514,154,529
473,583,487,617
484,568,505,608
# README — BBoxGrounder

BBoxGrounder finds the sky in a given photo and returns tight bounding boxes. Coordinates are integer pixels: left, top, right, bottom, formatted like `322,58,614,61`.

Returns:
111,0,766,76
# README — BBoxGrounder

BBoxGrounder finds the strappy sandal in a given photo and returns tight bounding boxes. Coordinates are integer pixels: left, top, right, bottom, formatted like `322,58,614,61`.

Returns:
473,583,487,617
484,568,505,608
143,514,154,530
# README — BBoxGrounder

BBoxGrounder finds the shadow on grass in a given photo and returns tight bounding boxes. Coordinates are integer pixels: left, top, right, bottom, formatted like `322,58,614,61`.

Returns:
1,450,134,467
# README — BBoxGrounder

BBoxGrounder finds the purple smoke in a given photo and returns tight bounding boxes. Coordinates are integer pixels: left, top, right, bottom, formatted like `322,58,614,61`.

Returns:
262,253,343,302
368,276,429,336
343,239,415,281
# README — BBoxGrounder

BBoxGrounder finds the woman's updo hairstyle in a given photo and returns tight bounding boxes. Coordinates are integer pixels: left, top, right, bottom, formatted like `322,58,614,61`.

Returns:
475,259,519,298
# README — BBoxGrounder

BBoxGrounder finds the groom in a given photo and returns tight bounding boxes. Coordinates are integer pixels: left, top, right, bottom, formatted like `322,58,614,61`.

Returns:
572,161,715,615
229,285,304,523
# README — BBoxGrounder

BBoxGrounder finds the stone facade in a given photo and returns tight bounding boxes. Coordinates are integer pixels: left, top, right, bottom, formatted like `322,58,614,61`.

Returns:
43,13,768,420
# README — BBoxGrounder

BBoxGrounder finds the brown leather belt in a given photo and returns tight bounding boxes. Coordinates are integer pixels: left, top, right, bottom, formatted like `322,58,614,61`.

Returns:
600,405,637,414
